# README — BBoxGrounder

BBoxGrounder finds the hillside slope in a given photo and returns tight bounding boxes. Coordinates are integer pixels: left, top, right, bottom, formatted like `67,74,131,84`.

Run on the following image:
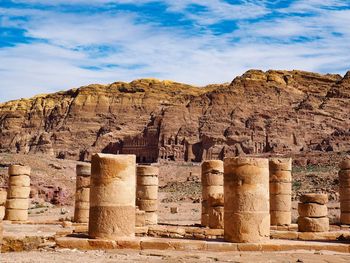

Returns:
0,70,349,162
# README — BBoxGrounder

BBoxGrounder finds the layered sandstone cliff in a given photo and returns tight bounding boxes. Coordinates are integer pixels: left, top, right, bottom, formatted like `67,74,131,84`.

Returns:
0,70,349,162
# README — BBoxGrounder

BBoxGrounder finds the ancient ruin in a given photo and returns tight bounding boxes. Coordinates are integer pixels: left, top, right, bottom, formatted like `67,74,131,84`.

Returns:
89,153,136,239
74,163,91,223
0,70,349,258
201,160,224,228
5,165,30,221
136,165,159,225
339,157,350,224
298,194,329,232
269,158,292,226
224,157,270,243
0,189,6,251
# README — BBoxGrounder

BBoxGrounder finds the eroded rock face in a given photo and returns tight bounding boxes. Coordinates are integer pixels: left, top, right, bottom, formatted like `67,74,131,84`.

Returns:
0,70,349,162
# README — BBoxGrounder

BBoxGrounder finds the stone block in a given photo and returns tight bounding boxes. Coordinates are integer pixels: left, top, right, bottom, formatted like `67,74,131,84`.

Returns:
202,186,223,200
137,175,158,186
298,231,339,241
269,182,291,195
144,211,157,225
269,158,292,172
136,185,158,200
270,171,292,184
7,187,30,199
5,209,28,221
270,194,291,211
9,175,30,187
207,193,224,207
208,206,224,229
270,230,298,240
237,243,262,251
224,211,270,243
115,238,141,250
202,174,223,186
206,241,238,251
6,199,29,210
270,211,291,226
140,239,172,250
298,203,328,217
55,237,90,250
136,199,157,212
76,163,91,177
8,165,31,176
136,209,145,227
300,193,328,205
298,216,329,232
89,205,135,239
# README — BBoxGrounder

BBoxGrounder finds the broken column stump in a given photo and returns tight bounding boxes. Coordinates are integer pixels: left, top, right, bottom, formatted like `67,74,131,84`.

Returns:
5,165,30,222
224,157,270,243
0,189,6,252
89,154,136,239
298,193,329,232
74,163,91,223
136,165,159,225
269,158,292,226
201,160,223,228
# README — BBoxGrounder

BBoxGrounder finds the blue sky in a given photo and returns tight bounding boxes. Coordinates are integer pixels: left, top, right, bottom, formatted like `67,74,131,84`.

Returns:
0,0,350,102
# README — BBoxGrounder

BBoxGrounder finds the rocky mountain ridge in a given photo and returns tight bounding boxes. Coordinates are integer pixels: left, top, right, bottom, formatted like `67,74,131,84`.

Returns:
0,69,349,163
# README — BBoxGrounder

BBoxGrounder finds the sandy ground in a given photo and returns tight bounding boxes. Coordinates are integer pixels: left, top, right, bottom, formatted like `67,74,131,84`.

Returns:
2,249,350,263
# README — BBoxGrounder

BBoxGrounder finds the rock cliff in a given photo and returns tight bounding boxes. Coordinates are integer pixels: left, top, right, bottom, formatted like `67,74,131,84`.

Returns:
0,70,349,162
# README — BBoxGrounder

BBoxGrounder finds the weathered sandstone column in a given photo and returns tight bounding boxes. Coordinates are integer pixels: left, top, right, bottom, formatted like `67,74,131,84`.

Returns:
74,163,91,223
269,158,292,226
339,157,350,224
5,165,30,221
298,193,329,232
201,160,224,228
224,157,270,243
89,154,136,239
0,189,6,252
136,165,159,225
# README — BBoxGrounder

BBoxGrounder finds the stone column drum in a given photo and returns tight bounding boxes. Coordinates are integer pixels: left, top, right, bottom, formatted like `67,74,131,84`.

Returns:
339,157,350,224
136,165,159,225
74,163,91,223
224,157,270,243
5,165,30,221
201,160,224,228
269,158,292,226
89,154,136,239
298,194,329,232
0,189,7,252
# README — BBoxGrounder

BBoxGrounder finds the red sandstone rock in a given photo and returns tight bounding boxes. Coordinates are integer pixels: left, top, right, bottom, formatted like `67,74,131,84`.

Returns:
0,70,348,163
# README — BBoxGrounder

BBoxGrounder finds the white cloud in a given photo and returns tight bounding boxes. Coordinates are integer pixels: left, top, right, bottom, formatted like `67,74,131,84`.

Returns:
0,1,349,102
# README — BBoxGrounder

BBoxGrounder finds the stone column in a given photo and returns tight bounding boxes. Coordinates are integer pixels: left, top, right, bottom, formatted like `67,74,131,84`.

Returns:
339,157,350,224
5,165,30,221
298,194,329,232
74,163,91,223
269,158,292,226
224,157,270,243
136,165,159,225
89,154,136,239
201,160,224,228
0,189,6,252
